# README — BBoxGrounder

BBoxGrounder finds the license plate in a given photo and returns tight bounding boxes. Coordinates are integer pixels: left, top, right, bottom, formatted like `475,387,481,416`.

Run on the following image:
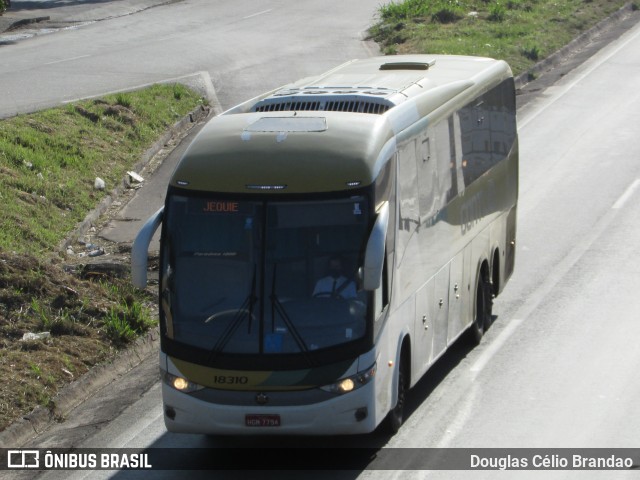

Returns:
245,414,281,427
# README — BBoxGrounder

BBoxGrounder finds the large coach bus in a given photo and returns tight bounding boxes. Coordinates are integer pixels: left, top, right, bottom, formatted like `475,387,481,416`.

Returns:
131,54,518,435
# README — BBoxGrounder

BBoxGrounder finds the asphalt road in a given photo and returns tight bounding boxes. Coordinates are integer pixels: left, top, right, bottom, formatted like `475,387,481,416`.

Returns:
2,1,640,479
0,0,381,118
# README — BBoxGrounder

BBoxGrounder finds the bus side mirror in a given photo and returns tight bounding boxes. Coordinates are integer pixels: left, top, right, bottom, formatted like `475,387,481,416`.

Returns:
363,202,389,291
131,207,164,288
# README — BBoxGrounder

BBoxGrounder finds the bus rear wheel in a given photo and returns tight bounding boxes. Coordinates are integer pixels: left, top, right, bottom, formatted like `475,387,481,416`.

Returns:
469,275,492,345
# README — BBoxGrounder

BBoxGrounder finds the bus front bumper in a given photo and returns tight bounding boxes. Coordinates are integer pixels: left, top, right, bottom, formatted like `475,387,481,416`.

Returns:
161,381,378,436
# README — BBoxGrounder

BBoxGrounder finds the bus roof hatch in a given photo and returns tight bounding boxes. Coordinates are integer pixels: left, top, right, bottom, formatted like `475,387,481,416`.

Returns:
379,59,436,71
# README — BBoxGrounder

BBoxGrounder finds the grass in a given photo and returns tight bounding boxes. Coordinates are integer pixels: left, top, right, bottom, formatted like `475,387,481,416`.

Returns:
0,83,203,256
369,0,635,75
0,83,205,432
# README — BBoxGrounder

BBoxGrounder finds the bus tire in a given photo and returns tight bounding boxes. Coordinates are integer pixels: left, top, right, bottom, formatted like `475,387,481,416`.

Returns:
469,274,492,345
381,354,407,435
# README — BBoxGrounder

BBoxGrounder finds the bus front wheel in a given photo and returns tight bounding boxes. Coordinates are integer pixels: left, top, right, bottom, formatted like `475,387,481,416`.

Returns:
380,355,407,435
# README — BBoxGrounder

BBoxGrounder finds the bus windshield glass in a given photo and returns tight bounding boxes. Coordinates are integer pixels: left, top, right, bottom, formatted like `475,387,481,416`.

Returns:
161,193,371,357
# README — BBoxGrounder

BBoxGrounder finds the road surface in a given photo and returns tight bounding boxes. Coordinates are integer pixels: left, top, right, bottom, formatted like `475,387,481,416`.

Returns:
0,0,382,118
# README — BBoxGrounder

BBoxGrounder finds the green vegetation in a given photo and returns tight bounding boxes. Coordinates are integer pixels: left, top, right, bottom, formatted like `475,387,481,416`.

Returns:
0,83,205,431
103,283,155,346
369,0,633,75
0,84,203,255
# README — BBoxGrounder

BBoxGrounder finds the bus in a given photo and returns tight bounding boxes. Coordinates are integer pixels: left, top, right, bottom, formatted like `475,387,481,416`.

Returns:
131,54,518,436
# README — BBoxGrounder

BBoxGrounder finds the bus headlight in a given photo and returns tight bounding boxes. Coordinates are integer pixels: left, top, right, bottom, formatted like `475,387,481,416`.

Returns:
320,363,376,394
163,372,204,393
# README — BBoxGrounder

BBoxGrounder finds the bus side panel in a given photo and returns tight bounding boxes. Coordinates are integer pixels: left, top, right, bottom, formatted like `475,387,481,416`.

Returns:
431,265,450,360
471,225,491,291
504,205,517,286
448,247,472,344
489,210,506,293
502,140,519,292
413,279,435,379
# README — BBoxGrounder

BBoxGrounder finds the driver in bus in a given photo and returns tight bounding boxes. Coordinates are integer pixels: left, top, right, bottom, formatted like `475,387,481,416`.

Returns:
312,255,357,299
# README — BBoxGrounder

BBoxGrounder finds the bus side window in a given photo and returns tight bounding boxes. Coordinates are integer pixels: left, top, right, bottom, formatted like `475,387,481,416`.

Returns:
417,135,436,221
459,78,517,186
433,121,454,206
449,115,465,197
397,141,417,265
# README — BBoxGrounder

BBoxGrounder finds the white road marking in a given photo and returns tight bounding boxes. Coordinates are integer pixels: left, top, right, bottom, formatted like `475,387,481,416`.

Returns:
243,9,272,20
612,178,640,210
470,318,523,373
44,54,91,66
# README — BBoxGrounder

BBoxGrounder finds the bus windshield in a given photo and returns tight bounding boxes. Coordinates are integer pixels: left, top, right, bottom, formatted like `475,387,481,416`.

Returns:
161,193,371,357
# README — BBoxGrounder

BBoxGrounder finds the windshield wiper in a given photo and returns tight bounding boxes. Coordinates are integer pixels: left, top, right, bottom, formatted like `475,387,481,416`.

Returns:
207,264,257,362
269,264,315,366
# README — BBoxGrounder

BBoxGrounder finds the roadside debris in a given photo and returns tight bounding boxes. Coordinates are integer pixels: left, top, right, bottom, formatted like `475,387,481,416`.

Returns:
85,243,105,257
21,332,51,342
66,242,106,258
127,171,144,184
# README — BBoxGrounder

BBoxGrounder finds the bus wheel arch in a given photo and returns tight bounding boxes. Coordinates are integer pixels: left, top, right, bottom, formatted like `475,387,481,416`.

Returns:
380,336,411,435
